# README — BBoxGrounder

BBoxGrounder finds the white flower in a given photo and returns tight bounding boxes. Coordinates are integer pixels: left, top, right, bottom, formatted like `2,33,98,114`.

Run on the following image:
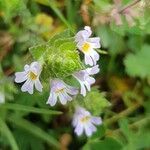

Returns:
0,92,5,104
75,26,100,66
15,61,43,94
46,79,78,106
72,106,102,137
73,65,99,96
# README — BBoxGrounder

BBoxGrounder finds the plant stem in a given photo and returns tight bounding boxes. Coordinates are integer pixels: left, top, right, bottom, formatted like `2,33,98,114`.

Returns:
106,116,150,136
119,0,141,13
104,103,141,126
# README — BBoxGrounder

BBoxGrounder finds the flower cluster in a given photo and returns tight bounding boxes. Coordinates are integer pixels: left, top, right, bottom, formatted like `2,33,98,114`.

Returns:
15,26,102,137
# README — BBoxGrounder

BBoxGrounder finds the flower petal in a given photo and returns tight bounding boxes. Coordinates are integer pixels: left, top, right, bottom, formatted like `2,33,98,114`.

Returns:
91,117,102,125
35,79,43,92
66,85,78,95
15,71,28,83
85,124,93,137
21,79,34,94
88,37,100,48
47,92,57,106
80,83,86,96
24,64,30,72
58,93,67,105
86,65,100,75
85,54,94,66
75,123,84,136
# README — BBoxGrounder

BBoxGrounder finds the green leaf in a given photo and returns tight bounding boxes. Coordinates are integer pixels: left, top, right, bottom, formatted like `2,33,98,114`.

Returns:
0,103,62,115
29,29,83,79
82,87,111,115
124,44,150,78
83,137,123,150
29,44,48,61
47,29,72,46
0,117,19,150
8,116,60,149
90,125,106,140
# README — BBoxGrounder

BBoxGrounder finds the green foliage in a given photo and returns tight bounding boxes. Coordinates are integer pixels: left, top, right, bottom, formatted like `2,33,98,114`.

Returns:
0,0,150,149
119,118,150,150
82,87,110,115
83,137,123,150
124,45,150,78
0,118,19,150
30,30,83,79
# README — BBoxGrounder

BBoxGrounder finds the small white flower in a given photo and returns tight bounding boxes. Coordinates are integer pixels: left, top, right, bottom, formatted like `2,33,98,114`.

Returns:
72,106,102,137
15,61,43,94
73,65,99,96
75,26,100,66
46,79,78,106
0,92,5,104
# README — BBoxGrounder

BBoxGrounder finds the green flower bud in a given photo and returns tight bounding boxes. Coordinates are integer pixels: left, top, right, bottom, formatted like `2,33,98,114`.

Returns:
29,30,83,80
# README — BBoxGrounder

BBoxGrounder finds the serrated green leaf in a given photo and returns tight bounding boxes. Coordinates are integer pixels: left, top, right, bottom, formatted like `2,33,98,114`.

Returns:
78,87,110,115
47,29,72,46
29,44,48,60
124,44,150,78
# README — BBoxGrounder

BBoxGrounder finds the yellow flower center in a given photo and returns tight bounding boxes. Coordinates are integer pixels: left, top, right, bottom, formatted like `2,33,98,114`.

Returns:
29,72,38,80
80,116,90,123
81,42,91,52
56,88,65,93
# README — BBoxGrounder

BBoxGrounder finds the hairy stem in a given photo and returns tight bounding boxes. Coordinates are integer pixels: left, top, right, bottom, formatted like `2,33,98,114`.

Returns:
119,0,141,13
104,103,141,126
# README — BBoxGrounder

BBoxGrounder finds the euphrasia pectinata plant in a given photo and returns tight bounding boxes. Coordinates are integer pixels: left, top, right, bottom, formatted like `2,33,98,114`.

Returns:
15,26,103,137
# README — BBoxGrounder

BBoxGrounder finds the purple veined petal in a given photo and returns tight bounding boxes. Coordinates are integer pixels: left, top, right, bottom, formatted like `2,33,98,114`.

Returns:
21,79,34,94
84,81,91,92
86,76,95,85
46,91,57,106
86,66,98,75
86,65,100,75
91,50,100,61
73,71,85,82
62,91,72,101
84,54,94,66
58,92,67,105
15,71,28,83
72,115,79,127
84,26,92,37
35,79,43,92
84,124,93,137
75,123,84,136
80,82,87,97
30,61,41,75
66,86,78,95
75,29,91,43
24,64,30,72
88,122,97,132
91,117,102,125
88,37,101,48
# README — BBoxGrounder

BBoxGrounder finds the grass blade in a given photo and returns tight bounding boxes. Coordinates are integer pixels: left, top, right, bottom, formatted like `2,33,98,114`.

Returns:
8,116,60,149
0,103,62,115
0,117,19,150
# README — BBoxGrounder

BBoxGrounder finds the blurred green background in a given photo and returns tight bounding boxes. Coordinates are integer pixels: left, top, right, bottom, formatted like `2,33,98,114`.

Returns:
0,0,150,150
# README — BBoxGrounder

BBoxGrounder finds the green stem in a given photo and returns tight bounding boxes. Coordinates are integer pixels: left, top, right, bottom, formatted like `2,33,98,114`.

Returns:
106,116,150,136
48,0,72,30
119,0,141,13
104,103,141,126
